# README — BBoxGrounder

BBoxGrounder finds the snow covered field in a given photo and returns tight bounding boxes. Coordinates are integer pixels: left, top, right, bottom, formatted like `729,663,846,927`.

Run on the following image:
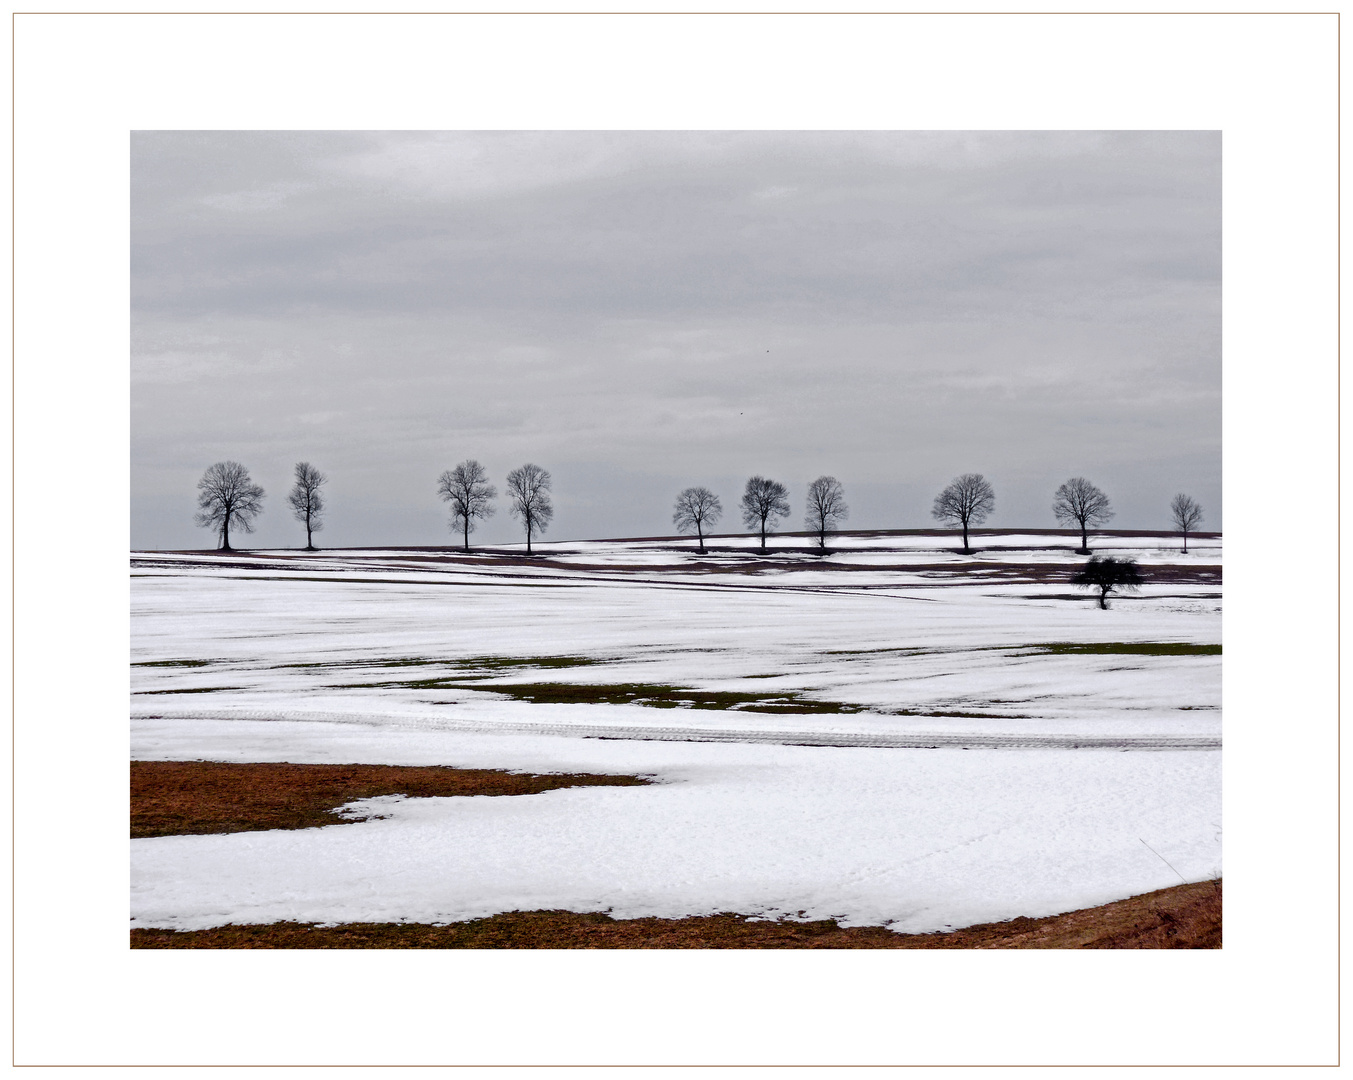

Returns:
131,530,1221,935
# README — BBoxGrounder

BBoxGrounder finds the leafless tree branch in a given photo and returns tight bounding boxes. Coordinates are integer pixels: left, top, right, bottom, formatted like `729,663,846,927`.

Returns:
739,476,790,552
1053,477,1114,552
506,464,553,554
931,473,994,552
1169,493,1204,553
804,476,848,551
286,461,326,550
673,486,723,553
439,460,497,551
194,461,264,551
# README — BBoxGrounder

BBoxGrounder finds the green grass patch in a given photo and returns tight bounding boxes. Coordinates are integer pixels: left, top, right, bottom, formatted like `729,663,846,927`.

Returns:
284,655,598,673
1024,642,1221,657
329,677,480,691
463,656,598,671
337,679,870,714
826,642,1221,660
135,686,245,695
277,658,430,670
823,647,934,657
344,680,1031,719
317,674,1032,718
479,682,871,713
890,708,1032,719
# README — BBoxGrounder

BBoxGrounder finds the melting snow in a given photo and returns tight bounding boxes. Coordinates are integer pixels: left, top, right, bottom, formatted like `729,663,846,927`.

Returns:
131,530,1221,933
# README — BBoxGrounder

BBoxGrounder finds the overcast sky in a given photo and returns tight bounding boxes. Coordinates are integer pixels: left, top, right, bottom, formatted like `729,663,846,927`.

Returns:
131,130,1221,550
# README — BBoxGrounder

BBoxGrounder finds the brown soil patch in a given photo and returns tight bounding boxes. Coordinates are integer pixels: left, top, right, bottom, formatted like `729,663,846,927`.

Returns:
130,879,1219,949
130,760,651,839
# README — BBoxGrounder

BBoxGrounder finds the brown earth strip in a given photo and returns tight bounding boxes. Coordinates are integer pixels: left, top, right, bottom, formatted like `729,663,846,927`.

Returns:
130,552,1222,587
130,879,1220,949
136,529,1222,559
130,760,651,839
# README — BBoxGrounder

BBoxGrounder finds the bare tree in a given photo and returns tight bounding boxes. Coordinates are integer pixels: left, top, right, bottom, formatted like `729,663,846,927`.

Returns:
673,486,722,553
740,476,790,552
506,464,553,554
194,461,264,551
931,473,995,552
1072,554,1142,609
1053,477,1114,553
1170,493,1204,554
438,460,497,551
286,462,326,550
804,476,848,551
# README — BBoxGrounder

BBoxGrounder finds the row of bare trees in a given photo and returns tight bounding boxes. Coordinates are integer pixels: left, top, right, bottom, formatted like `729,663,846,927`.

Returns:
677,473,1205,555
194,460,1205,554
194,460,325,551
673,475,849,553
192,458,554,553
1051,478,1204,554
436,460,554,552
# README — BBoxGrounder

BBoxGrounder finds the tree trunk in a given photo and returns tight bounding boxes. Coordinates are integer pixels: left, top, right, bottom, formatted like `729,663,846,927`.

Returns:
464,518,470,552
1081,521,1089,553
221,518,231,551
1182,531,1188,554
1099,586,1109,609
526,520,532,554
306,517,314,550
962,519,969,552
697,521,704,553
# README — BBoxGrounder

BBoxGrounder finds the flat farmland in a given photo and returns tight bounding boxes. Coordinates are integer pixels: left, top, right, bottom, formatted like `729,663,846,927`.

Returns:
130,530,1221,942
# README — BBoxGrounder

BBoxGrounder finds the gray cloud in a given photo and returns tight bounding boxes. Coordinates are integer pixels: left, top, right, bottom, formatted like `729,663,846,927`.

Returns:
132,131,1220,549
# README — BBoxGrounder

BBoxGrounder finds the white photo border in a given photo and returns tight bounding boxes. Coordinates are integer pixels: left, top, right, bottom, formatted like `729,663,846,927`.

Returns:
11,9,1339,1067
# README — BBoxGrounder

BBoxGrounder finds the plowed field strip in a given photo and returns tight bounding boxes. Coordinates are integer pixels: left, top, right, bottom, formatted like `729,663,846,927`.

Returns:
130,879,1221,949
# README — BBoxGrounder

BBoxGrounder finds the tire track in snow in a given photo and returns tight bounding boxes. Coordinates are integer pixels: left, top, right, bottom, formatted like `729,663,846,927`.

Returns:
131,706,1220,752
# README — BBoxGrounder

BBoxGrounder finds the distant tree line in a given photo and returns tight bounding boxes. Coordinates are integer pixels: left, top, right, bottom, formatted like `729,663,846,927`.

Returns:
192,460,1206,555
191,457,558,554
673,473,1203,557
